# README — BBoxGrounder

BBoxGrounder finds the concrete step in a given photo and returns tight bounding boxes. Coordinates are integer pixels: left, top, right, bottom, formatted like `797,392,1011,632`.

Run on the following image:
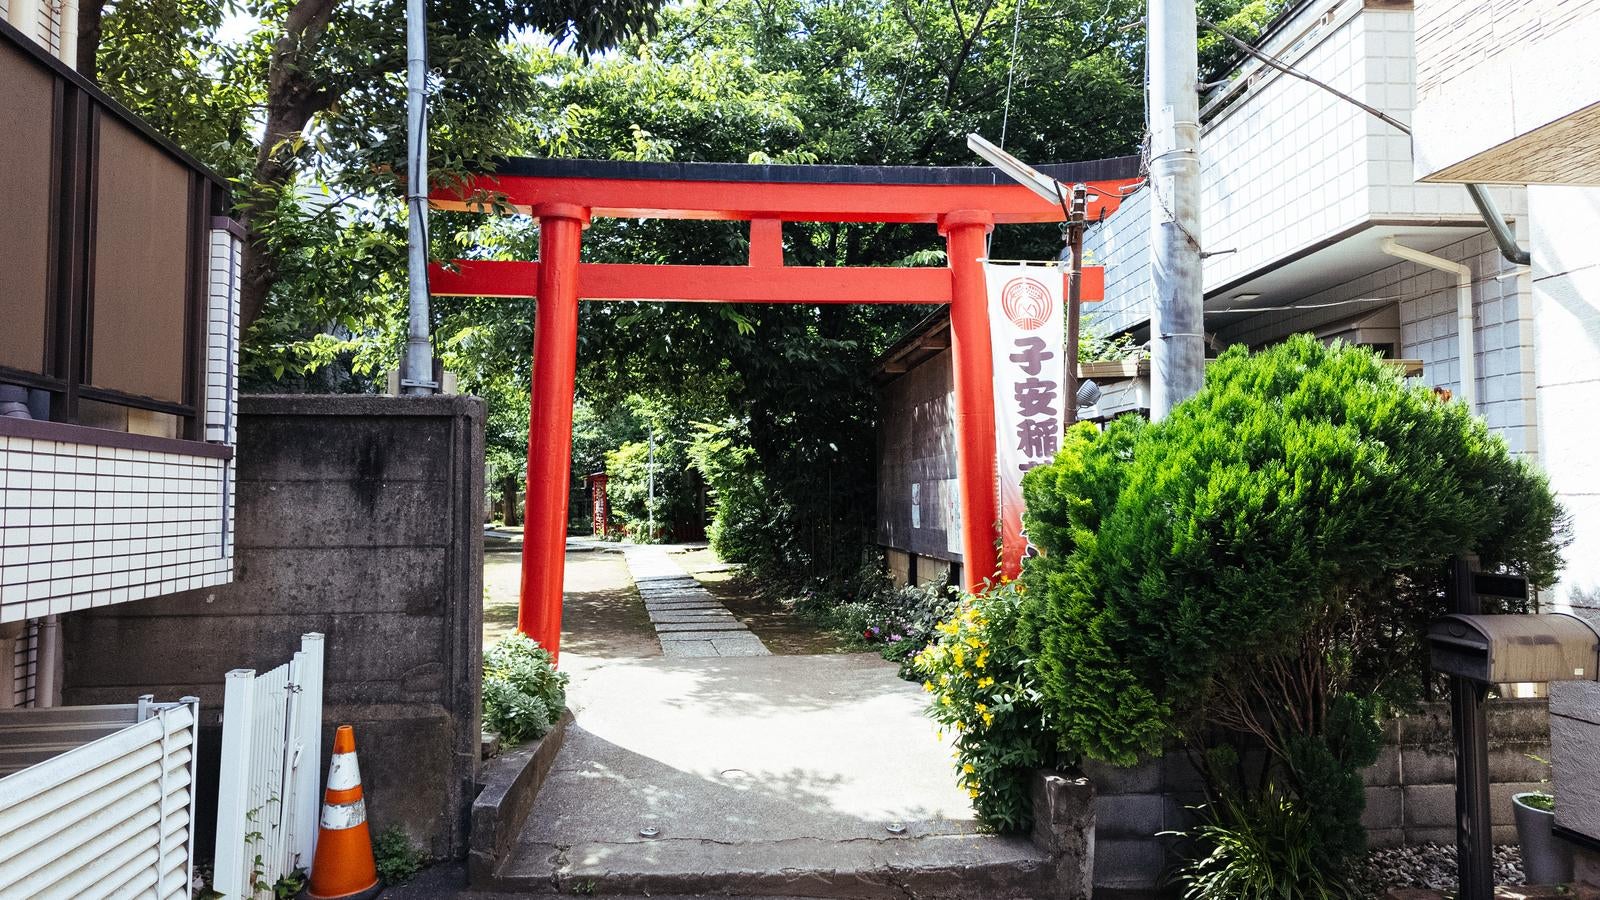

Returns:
485,830,1061,898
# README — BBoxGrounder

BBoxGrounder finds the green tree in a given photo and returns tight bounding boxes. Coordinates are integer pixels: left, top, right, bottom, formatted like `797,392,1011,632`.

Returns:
1020,336,1566,881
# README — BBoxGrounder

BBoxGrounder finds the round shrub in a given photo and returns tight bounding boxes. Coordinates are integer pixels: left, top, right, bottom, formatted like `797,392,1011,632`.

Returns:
1020,336,1566,874
482,634,569,745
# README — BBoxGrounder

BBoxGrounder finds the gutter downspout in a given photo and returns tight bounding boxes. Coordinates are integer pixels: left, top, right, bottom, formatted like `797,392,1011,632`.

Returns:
1464,185,1531,266
1381,238,1476,412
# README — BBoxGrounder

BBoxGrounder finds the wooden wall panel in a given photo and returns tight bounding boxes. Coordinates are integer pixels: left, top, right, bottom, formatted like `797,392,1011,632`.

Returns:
0,42,54,375
90,116,190,403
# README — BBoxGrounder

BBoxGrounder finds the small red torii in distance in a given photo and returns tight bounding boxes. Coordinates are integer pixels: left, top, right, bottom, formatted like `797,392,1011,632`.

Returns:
429,157,1141,663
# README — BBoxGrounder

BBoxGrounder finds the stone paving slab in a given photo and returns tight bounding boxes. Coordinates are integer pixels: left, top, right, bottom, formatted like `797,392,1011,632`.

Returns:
622,545,770,658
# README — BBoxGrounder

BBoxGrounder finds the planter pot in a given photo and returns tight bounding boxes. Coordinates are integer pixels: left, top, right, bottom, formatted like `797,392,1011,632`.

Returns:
1512,792,1574,884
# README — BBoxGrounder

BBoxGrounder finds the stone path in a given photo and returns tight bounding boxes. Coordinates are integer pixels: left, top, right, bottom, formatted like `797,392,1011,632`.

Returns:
623,545,770,658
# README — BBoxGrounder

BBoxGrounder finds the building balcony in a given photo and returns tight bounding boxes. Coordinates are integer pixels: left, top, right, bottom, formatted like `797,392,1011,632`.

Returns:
0,20,240,626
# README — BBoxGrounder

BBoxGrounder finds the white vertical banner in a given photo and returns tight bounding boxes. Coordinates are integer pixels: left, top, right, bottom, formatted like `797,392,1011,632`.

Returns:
985,262,1067,580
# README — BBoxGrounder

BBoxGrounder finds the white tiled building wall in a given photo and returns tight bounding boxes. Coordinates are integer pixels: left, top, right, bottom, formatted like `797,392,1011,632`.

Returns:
1085,0,1519,332
1529,185,1600,608
0,224,242,623
206,228,241,446
1216,232,1540,459
0,440,233,623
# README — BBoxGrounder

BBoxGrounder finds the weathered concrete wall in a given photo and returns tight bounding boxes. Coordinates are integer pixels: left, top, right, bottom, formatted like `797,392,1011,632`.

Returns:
61,394,485,861
1088,698,1550,895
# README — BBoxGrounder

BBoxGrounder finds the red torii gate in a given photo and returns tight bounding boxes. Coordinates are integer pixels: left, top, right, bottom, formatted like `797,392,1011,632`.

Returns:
430,157,1140,661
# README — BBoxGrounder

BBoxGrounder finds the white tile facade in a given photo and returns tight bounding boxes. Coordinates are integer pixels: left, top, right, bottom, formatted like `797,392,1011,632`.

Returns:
1216,232,1540,458
1084,0,1516,334
0,224,241,622
1528,185,1600,608
1413,0,1600,184
0,438,233,623
206,227,241,447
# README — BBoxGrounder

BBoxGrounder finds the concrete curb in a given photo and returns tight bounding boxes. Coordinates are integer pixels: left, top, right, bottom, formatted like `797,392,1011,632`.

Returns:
467,708,574,885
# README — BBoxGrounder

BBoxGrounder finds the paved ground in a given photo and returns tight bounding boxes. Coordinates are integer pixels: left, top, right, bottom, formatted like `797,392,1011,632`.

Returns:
624,545,771,657
675,549,859,655
462,544,1044,897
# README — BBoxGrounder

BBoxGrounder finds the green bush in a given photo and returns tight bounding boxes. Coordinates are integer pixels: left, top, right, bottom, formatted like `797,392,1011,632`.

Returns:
1169,788,1357,899
1020,336,1566,876
482,634,569,745
913,583,1065,832
372,826,426,886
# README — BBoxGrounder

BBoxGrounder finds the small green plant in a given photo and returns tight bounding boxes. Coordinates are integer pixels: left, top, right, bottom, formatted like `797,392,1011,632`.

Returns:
373,826,425,886
270,870,305,899
1168,790,1358,899
483,633,569,745
1521,791,1556,812
912,582,1064,832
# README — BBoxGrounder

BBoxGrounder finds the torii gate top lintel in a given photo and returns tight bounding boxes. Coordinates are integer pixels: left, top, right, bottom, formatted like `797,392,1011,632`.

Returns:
430,155,1141,663
429,154,1142,224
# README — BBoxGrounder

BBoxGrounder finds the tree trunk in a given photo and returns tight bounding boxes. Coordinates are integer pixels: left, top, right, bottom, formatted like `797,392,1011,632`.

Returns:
75,0,105,80
236,0,342,329
501,475,521,526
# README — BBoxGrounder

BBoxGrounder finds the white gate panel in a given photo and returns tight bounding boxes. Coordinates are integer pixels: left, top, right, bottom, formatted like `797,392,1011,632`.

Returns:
213,633,325,900
0,697,200,900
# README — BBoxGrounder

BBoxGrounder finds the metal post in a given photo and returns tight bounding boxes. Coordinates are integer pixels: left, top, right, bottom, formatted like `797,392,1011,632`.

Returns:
1064,184,1087,425
1148,0,1205,419
1447,556,1493,900
518,203,588,661
647,426,656,541
399,0,435,394
941,210,1001,591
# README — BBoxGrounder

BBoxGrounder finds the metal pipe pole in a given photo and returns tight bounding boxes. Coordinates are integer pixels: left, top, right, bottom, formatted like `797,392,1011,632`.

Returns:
400,0,435,394
647,426,656,541
1148,0,1205,419
1064,184,1087,425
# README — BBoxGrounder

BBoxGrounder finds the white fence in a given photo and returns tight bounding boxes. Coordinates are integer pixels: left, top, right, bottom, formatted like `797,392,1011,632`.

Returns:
0,696,201,899
213,633,325,900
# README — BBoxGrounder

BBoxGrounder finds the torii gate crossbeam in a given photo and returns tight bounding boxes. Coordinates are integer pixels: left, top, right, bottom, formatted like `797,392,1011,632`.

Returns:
430,157,1140,663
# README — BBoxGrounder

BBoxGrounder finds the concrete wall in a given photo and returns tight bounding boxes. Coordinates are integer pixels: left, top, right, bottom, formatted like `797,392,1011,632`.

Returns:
60,394,485,860
1088,699,1551,895
1414,0,1600,184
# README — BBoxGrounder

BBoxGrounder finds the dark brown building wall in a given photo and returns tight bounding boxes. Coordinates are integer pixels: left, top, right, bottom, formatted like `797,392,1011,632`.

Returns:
876,349,962,564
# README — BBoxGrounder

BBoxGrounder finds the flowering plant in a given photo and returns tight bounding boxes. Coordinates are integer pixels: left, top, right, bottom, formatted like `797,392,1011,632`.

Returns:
912,580,1065,832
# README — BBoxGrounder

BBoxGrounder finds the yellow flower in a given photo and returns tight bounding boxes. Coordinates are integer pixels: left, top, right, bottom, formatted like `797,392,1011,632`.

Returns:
977,677,995,688
962,763,975,774
968,788,980,798
974,703,988,714
954,721,965,731
976,652,989,669
952,646,965,667
982,712,995,727
923,681,934,693
941,695,953,706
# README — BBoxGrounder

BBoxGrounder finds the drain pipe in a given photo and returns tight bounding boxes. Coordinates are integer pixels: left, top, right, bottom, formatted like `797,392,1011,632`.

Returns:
1381,238,1476,412
1464,185,1531,266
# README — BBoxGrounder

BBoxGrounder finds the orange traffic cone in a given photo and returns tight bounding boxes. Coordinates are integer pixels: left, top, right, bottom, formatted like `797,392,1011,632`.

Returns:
307,726,381,900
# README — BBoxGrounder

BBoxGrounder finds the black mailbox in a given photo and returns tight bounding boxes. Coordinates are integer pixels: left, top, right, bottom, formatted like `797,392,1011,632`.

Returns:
1428,613,1600,684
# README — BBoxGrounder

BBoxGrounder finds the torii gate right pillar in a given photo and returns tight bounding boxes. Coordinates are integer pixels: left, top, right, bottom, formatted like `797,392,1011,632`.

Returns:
941,209,1000,591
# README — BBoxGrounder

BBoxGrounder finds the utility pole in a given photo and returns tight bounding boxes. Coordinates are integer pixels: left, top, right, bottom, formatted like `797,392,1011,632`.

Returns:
1062,183,1088,425
399,0,436,395
1148,0,1204,419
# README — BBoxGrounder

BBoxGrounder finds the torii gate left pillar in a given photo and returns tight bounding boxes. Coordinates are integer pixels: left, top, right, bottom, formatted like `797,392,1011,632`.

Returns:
520,202,589,657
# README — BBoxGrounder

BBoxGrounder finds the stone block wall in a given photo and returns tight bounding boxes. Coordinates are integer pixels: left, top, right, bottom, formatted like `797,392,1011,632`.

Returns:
1089,698,1551,895
61,394,485,861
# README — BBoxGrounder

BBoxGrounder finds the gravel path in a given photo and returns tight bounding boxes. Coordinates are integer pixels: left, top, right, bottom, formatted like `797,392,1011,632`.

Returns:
1358,843,1525,895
